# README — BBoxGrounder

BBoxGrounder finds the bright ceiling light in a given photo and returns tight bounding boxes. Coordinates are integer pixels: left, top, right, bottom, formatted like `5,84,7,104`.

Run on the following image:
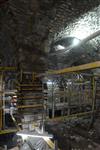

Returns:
17,133,53,140
47,80,52,85
73,38,80,46
55,44,65,50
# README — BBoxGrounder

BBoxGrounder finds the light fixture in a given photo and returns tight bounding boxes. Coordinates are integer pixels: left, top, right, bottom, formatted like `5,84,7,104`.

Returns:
55,44,65,51
17,132,53,141
73,38,80,46
47,80,52,85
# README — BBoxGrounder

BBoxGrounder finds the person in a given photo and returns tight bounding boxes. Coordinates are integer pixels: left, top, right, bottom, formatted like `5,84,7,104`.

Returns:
5,96,17,128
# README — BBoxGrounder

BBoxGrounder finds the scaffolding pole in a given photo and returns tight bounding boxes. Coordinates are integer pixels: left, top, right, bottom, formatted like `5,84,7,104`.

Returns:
52,81,55,118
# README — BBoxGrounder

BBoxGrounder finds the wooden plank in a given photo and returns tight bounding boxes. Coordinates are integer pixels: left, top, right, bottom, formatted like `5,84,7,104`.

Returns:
17,104,43,109
47,111,97,122
17,88,42,91
48,61,100,75
17,84,42,87
43,137,61,150
0,129,17,135
0,67,16,71
18,96,43,99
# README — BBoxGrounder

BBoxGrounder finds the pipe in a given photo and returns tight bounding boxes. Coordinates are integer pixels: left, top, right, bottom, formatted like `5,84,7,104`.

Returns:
81,30,100,45
50,30,100,56
89,77,96,128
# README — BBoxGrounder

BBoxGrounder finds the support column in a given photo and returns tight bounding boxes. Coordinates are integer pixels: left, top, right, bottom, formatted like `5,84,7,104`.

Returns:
90,76,96,128
55,140,58,150
52,81,55,118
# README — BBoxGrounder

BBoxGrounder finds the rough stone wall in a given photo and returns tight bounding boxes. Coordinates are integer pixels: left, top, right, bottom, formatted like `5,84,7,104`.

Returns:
0,0,100,70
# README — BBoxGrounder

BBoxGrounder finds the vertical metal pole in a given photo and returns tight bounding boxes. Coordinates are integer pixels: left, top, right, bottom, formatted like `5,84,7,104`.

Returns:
78,84,81,111
52,80,55,118
63,81,66,116
46,87,49,119
42,81,45,132
55,140,58,150
67,83,70,116
2,71,5,129
90,76,96,128
1,72,4,129
0,73,3,129
92,77,96,114
20,69,23,82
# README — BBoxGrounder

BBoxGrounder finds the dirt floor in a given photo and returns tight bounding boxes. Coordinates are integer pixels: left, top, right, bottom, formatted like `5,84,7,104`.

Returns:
46,116,100,150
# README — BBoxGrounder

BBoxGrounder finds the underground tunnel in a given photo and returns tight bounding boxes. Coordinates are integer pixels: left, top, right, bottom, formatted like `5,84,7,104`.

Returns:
0,0,100,149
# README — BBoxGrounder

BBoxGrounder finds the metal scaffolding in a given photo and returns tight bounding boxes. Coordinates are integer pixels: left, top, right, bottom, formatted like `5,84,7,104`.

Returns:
17,71,46,131
46,61,100,122
0,67,17,135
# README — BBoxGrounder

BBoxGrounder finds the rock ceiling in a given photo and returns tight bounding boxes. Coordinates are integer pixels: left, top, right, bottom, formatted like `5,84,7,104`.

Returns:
0,0,100,71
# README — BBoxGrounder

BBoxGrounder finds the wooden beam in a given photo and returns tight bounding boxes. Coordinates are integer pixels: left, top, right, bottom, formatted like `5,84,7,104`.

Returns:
17,104,43,109
43,137,61,150
47,61,100,75
17,96,43,99
47,111,94,122
0,129,17,135
0,67,16,71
